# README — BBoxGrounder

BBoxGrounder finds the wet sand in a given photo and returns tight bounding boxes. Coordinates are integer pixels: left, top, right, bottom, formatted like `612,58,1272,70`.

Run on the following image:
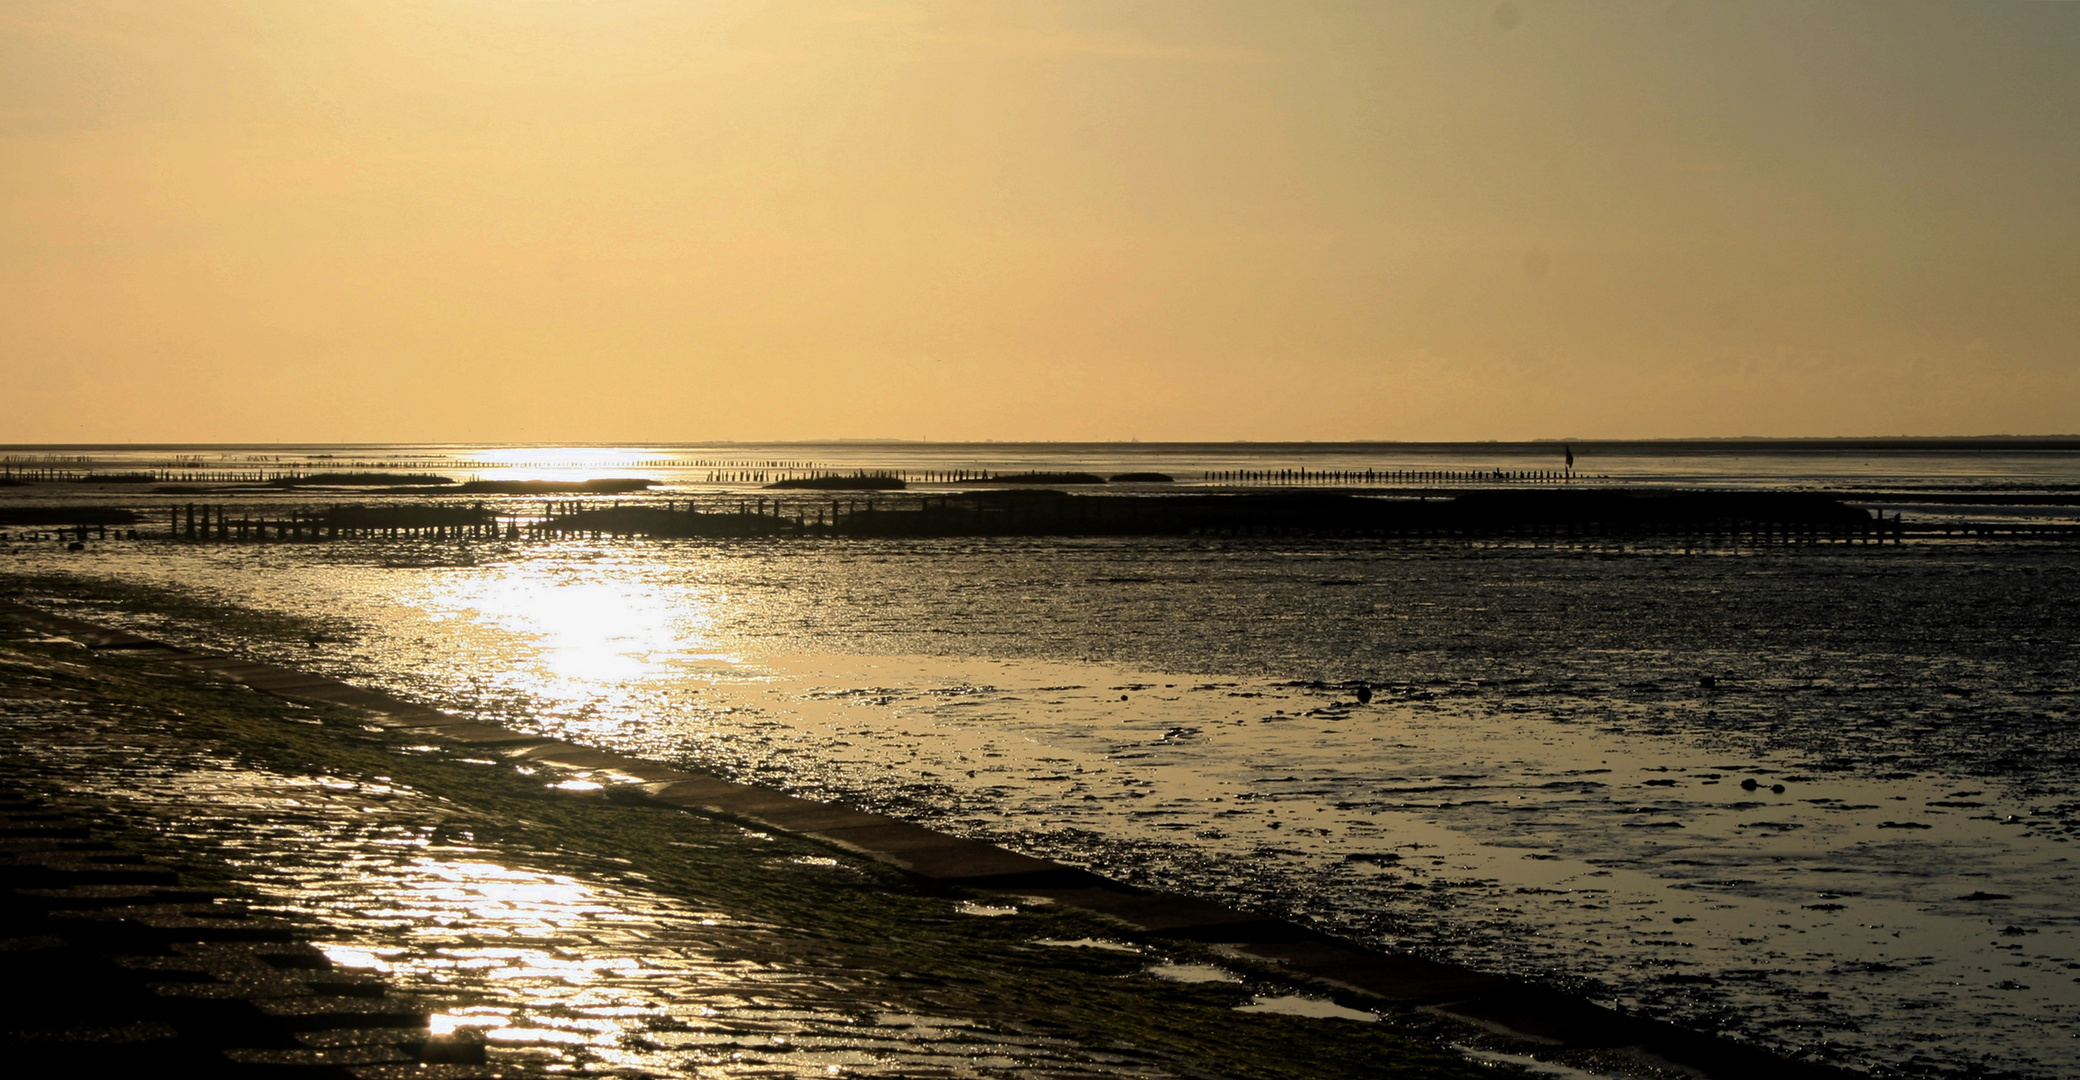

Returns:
7,530,2078,1077
0,601,1568,1080
8,440,2079,1078
0,597,1874,1079
0,788,503,1077
13,534,2076,1076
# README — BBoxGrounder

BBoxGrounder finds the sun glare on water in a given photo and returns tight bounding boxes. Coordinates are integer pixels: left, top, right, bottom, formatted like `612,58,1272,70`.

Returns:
467,446,662,481
411,562,733,704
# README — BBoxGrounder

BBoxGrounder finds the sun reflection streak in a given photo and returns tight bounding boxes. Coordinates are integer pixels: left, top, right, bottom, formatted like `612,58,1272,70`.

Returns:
4,690,1189,1078
412,564,734,709
467,446,661,480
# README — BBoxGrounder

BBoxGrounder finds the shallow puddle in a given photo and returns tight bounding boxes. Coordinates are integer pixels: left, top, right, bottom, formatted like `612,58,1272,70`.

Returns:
1145,964,1239,984
1233,995,1376,1022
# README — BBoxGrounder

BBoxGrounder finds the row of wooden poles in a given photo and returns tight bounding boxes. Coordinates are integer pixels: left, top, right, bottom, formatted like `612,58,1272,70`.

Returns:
702,470,978,484
0,462,91,482
168,504,503,542
13,464,1593,487
31,515,2079,546
3,525,125,542
529,497,1921,543
1202,468,1575,484
90,501,2072,545
529,497,862,538
130,471,347,483
5,468,414,483
159,500,843,543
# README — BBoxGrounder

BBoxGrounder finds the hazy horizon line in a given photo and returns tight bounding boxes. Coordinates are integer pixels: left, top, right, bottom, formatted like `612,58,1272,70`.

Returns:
6,436,2080,453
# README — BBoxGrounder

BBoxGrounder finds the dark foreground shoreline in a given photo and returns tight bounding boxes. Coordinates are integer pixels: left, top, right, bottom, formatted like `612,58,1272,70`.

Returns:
0,786,502,1077
0,596,1870,1080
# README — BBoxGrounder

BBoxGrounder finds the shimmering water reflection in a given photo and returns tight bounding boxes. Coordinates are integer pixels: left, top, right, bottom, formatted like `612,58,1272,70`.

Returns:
17,536,2080,1077
0,694,1175,1078
412,561,731,693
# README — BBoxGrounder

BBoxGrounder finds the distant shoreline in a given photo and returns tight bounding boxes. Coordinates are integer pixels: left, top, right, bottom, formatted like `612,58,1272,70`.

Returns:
5,436,2080,454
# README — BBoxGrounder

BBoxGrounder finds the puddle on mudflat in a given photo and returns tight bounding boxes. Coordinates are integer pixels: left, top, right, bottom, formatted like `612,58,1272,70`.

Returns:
1035,939,1141,953
1146,964,1240,984
1233,995,1376,1022
1452,1046,1616,1080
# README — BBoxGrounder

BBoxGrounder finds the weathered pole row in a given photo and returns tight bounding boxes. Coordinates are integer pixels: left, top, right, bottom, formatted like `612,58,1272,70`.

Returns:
15,493,2080,547
1201,468,1574,485
524,492,1925,545
164,504,502,542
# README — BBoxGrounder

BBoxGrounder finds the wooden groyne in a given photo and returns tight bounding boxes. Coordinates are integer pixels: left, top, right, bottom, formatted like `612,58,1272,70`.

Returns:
0,460,1577,489
28,492,2079,546
836,490,1904,542
531,491,1915,544
1201,467,1572,485
535,504,787,539
0,506,144,542
1,462,454,485
764,472,906,491
162,504,500,542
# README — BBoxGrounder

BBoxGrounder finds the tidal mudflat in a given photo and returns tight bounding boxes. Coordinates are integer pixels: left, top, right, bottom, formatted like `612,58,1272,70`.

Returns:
0,618,1518,1079
6,529,2077,1078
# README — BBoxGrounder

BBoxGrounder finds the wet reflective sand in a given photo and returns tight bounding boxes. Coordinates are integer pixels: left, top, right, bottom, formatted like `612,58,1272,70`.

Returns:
10,534,2079,1077
0,692,1186,1077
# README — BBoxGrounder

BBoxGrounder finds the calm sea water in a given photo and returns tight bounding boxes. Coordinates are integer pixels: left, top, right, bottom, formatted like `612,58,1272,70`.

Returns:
7,443,2079,1078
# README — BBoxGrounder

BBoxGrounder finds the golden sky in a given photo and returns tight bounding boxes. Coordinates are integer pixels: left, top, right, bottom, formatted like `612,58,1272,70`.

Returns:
4,1,2077,442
